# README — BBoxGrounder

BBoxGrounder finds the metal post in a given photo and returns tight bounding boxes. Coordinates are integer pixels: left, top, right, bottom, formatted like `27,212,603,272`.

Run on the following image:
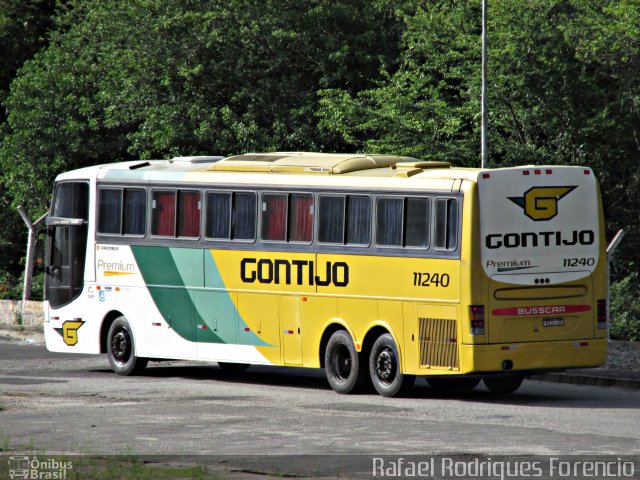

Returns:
17,206,48,315
481,0,489,169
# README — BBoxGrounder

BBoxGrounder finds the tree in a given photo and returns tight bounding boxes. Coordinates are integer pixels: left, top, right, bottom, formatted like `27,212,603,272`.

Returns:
0,0,58,290
0,0,402,216
0,0,57,124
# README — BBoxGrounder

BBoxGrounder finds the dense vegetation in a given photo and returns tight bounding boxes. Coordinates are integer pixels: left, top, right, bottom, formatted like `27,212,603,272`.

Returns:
0,1,638,336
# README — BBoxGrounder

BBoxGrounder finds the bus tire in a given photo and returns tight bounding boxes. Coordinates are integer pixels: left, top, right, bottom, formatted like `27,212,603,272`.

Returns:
369,333,413,397
107,316,148,376
483,375,524,394
324,330,367,394
427,377,481,392
218,362,250,373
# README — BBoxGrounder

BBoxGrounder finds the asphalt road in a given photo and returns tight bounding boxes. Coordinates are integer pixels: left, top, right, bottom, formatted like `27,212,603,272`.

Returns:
1,340,639,476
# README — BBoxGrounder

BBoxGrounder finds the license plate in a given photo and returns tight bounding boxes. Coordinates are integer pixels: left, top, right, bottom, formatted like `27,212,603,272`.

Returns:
542,318,564,327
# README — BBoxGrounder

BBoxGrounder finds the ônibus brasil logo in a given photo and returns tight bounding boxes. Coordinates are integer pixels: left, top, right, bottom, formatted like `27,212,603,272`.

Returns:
508,186,576,221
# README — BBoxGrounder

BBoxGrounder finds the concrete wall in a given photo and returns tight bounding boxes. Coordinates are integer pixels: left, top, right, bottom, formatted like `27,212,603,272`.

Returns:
0,300,44,327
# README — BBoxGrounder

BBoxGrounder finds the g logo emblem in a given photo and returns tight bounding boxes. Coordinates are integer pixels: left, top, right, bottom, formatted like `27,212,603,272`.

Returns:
509,186,576,221
54,320,85,346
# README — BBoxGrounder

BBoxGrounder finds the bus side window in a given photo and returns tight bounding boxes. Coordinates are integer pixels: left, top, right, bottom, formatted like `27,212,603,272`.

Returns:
318,196,345,244
261,193,313,243
376,197,403,246
177,190,201,238
98,188,122,235
123,189,146,235
376,196,430,249
206,192,232,239
345,196,370,245
261,193,287,241
405,197,430,248
232,192,256,240
319,195,370,246
152,190,176,236
151,189,200,238
97,187,146,236
206,191,257,241
289,194,313,243
434,198,458,250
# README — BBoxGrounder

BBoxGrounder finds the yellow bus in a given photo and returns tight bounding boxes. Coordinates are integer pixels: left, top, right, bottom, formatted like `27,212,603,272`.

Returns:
44,152,608,396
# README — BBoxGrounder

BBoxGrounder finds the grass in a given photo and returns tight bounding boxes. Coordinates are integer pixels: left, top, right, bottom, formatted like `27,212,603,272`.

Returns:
0,431,226,478
74,457,222,479
0,430,10,451
0,449,225,479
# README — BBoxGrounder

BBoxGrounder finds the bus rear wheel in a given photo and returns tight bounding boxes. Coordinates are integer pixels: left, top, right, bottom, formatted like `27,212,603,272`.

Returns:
324,330,368,394
483,375,524,394
369,333,414,397
107,316,148,376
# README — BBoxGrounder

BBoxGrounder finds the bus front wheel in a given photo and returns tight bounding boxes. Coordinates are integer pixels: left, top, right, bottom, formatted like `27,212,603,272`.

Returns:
483,375,524,394
324,330,367,394
369,333,414,397
107,316,148,376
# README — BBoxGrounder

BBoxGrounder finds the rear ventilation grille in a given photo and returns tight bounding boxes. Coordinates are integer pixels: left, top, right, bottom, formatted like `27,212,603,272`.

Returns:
418,318,459,369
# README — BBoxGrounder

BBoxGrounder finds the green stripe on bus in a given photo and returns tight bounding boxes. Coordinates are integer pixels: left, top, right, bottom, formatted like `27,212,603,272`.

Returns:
131,245,269,347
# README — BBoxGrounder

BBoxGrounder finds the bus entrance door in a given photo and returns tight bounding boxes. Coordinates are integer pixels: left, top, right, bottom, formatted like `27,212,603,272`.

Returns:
46,182,89,309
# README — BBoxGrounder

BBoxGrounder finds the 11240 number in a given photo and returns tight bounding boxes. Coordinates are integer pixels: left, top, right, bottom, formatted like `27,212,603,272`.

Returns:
412,272,450,287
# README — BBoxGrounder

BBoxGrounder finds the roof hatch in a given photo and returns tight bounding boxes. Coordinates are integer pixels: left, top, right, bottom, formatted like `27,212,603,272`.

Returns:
208,152,422,174
392,161,451,177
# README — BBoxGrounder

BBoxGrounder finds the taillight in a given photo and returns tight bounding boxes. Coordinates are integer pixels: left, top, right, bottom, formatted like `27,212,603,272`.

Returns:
470,305,485,335
597,299,607,330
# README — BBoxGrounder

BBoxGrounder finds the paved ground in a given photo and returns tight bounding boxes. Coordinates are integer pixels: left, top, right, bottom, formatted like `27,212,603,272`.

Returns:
1,338,640,478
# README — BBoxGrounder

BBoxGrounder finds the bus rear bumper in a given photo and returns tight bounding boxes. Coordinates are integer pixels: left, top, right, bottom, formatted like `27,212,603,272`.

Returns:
461,338,608,374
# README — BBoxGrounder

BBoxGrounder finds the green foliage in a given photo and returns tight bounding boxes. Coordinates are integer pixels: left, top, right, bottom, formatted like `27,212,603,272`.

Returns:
610,274,640,341
0,266,44,301
0,0,57,122
0,271,20,300
0,184,25,281
0,0,402,216
319,1,482,163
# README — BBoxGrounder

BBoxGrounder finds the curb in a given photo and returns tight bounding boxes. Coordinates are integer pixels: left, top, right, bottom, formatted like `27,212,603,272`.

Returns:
531,372,640,390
